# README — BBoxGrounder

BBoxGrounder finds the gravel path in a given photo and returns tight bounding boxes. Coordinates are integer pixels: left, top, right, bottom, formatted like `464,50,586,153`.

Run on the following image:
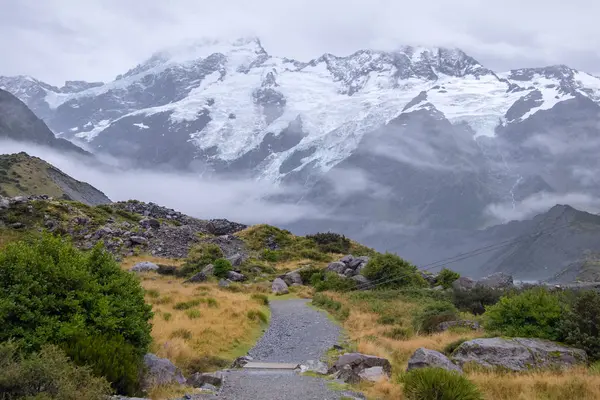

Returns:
198,299,362,400
248,298,341,363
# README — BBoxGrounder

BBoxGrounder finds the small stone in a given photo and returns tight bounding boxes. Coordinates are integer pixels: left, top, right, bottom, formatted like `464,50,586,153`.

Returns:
227,271,246,282
129,236,148,245
187,371,223,388
130,261,159,272
231,355,253,368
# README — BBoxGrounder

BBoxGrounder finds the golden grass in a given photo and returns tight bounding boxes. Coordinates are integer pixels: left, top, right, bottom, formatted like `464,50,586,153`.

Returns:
320,291,600,400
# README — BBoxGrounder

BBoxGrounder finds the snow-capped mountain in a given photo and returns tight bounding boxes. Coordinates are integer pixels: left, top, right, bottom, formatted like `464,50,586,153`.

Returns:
3,37,600,243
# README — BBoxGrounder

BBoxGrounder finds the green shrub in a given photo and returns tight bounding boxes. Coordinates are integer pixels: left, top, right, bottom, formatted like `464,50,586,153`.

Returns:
213,258,232,278
185,309,202,319
436,268,461,289
559,290,600,361
173,299,202,310
314,271,357,292
413,301,459,334
145,289,160,298
402,367,483,400
261,249,280,262
312,293,350,321
0,341,111,400
0,235,152,395
64,333,142,395
180,243,224,276
452,286,504,315
206,297,219,308
162,312,172,321
484,287,563,340
251,294,269,306
305,232,351,254
170,329,192,340
297,266,323,283
443,338,469,355
362,253,427,289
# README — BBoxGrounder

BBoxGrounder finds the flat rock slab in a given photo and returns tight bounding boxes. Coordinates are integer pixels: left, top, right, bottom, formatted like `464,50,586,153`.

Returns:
244,362,300,370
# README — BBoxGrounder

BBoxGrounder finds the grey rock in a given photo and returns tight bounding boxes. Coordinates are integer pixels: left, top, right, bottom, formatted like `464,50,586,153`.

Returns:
0,197,9,210
227,253,246,267
283,271,303,286
93,226,113,239
358,366,388,382
200,383,218,392
452,337,587,371
227,271,246,282
407,348,462,373
231,355,253,368
326,262,347,274
142,353,186,389
218,279,231,287
207,219,247,235
452,276,476,291
330,353,392,377
340,255,354,264
349,256,370,270
140,218,160,229
10,196,26,204
477,272,514,289
129,236,148,245
9,222,24,229
420,271,438,285
298,360,329,375
272,277,290,295
331,364,361,384
201,264,215,276
436,320,481,332
351,275,371,288
187,371,224,387
185,272,207,283
344,268,356,277
130,261,159,272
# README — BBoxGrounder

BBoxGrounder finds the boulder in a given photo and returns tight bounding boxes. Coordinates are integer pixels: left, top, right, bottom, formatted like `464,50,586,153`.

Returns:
331,364,361,384
358,366,388,382
129,236,149,245
344,268,356,277
187,371,223,388
330,353,392,377
452,338,587,371
477,272,514,289
185,272,207,283
283,271,303,286
207,219,247,235
407,348,462,373
140,218,160,229
340,255,354,264
272,278,289,295
142,353,186,389
349,256,370,270
201,264,215,276
227,271,246,282
227,253,246,267
218,279,231,288
298,360,329,375
130,261,159,272
0,197,9,210
231,355,253,368
436,320,481,332
351,275,371,289
326,262,347,274
452,276,476,291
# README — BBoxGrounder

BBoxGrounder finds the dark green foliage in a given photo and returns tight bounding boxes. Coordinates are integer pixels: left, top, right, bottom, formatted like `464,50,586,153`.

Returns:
297,266,324,283
0,341,112,400
443,338,469,356
362,253,427,289
436,268,461,289
261,249,279,262
180,243,224,276
402,367,483,400
64,333,142,395
559,290,600,361
413,301,459,334
484,287,562,340
452,286,504,315
173,299,202,310
241,225,293,251
313,271,357,292
312,293,350,321
306,232,351,254
0,235,152,395
213,258,232,278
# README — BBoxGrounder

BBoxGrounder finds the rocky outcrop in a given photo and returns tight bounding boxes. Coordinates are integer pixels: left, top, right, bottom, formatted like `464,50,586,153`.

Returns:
407,348,462,373
142,353,186,389
329,353,391,383
272,278,289,295
452,276,476,291
282,271,303,286
207,219,247,236
452,338,587,371
326,255,370,278
477,272,514,289
436,320,481,332
130,261,159,272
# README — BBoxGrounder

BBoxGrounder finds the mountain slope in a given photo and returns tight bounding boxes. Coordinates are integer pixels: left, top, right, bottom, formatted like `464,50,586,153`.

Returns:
0,88,88,154
0,152,110,205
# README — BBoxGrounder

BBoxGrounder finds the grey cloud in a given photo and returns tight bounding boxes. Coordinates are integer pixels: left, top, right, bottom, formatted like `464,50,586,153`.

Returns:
1,0,600,84
0,139,321,225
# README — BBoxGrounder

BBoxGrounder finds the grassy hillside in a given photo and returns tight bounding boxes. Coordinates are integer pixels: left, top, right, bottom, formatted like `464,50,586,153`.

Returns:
0,152,110,205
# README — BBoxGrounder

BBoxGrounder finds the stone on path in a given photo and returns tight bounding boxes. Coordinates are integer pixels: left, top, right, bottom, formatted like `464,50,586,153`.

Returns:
272,277,289,294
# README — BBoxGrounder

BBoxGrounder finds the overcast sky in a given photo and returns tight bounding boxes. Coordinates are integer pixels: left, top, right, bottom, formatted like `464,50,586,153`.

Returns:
1,0,599,85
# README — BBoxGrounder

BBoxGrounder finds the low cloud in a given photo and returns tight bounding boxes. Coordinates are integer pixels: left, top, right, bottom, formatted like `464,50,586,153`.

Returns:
485,191,600,223
0,139,321,225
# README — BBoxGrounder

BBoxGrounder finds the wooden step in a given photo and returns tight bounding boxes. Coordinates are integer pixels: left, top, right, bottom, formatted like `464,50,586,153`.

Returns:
243,362,300,370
